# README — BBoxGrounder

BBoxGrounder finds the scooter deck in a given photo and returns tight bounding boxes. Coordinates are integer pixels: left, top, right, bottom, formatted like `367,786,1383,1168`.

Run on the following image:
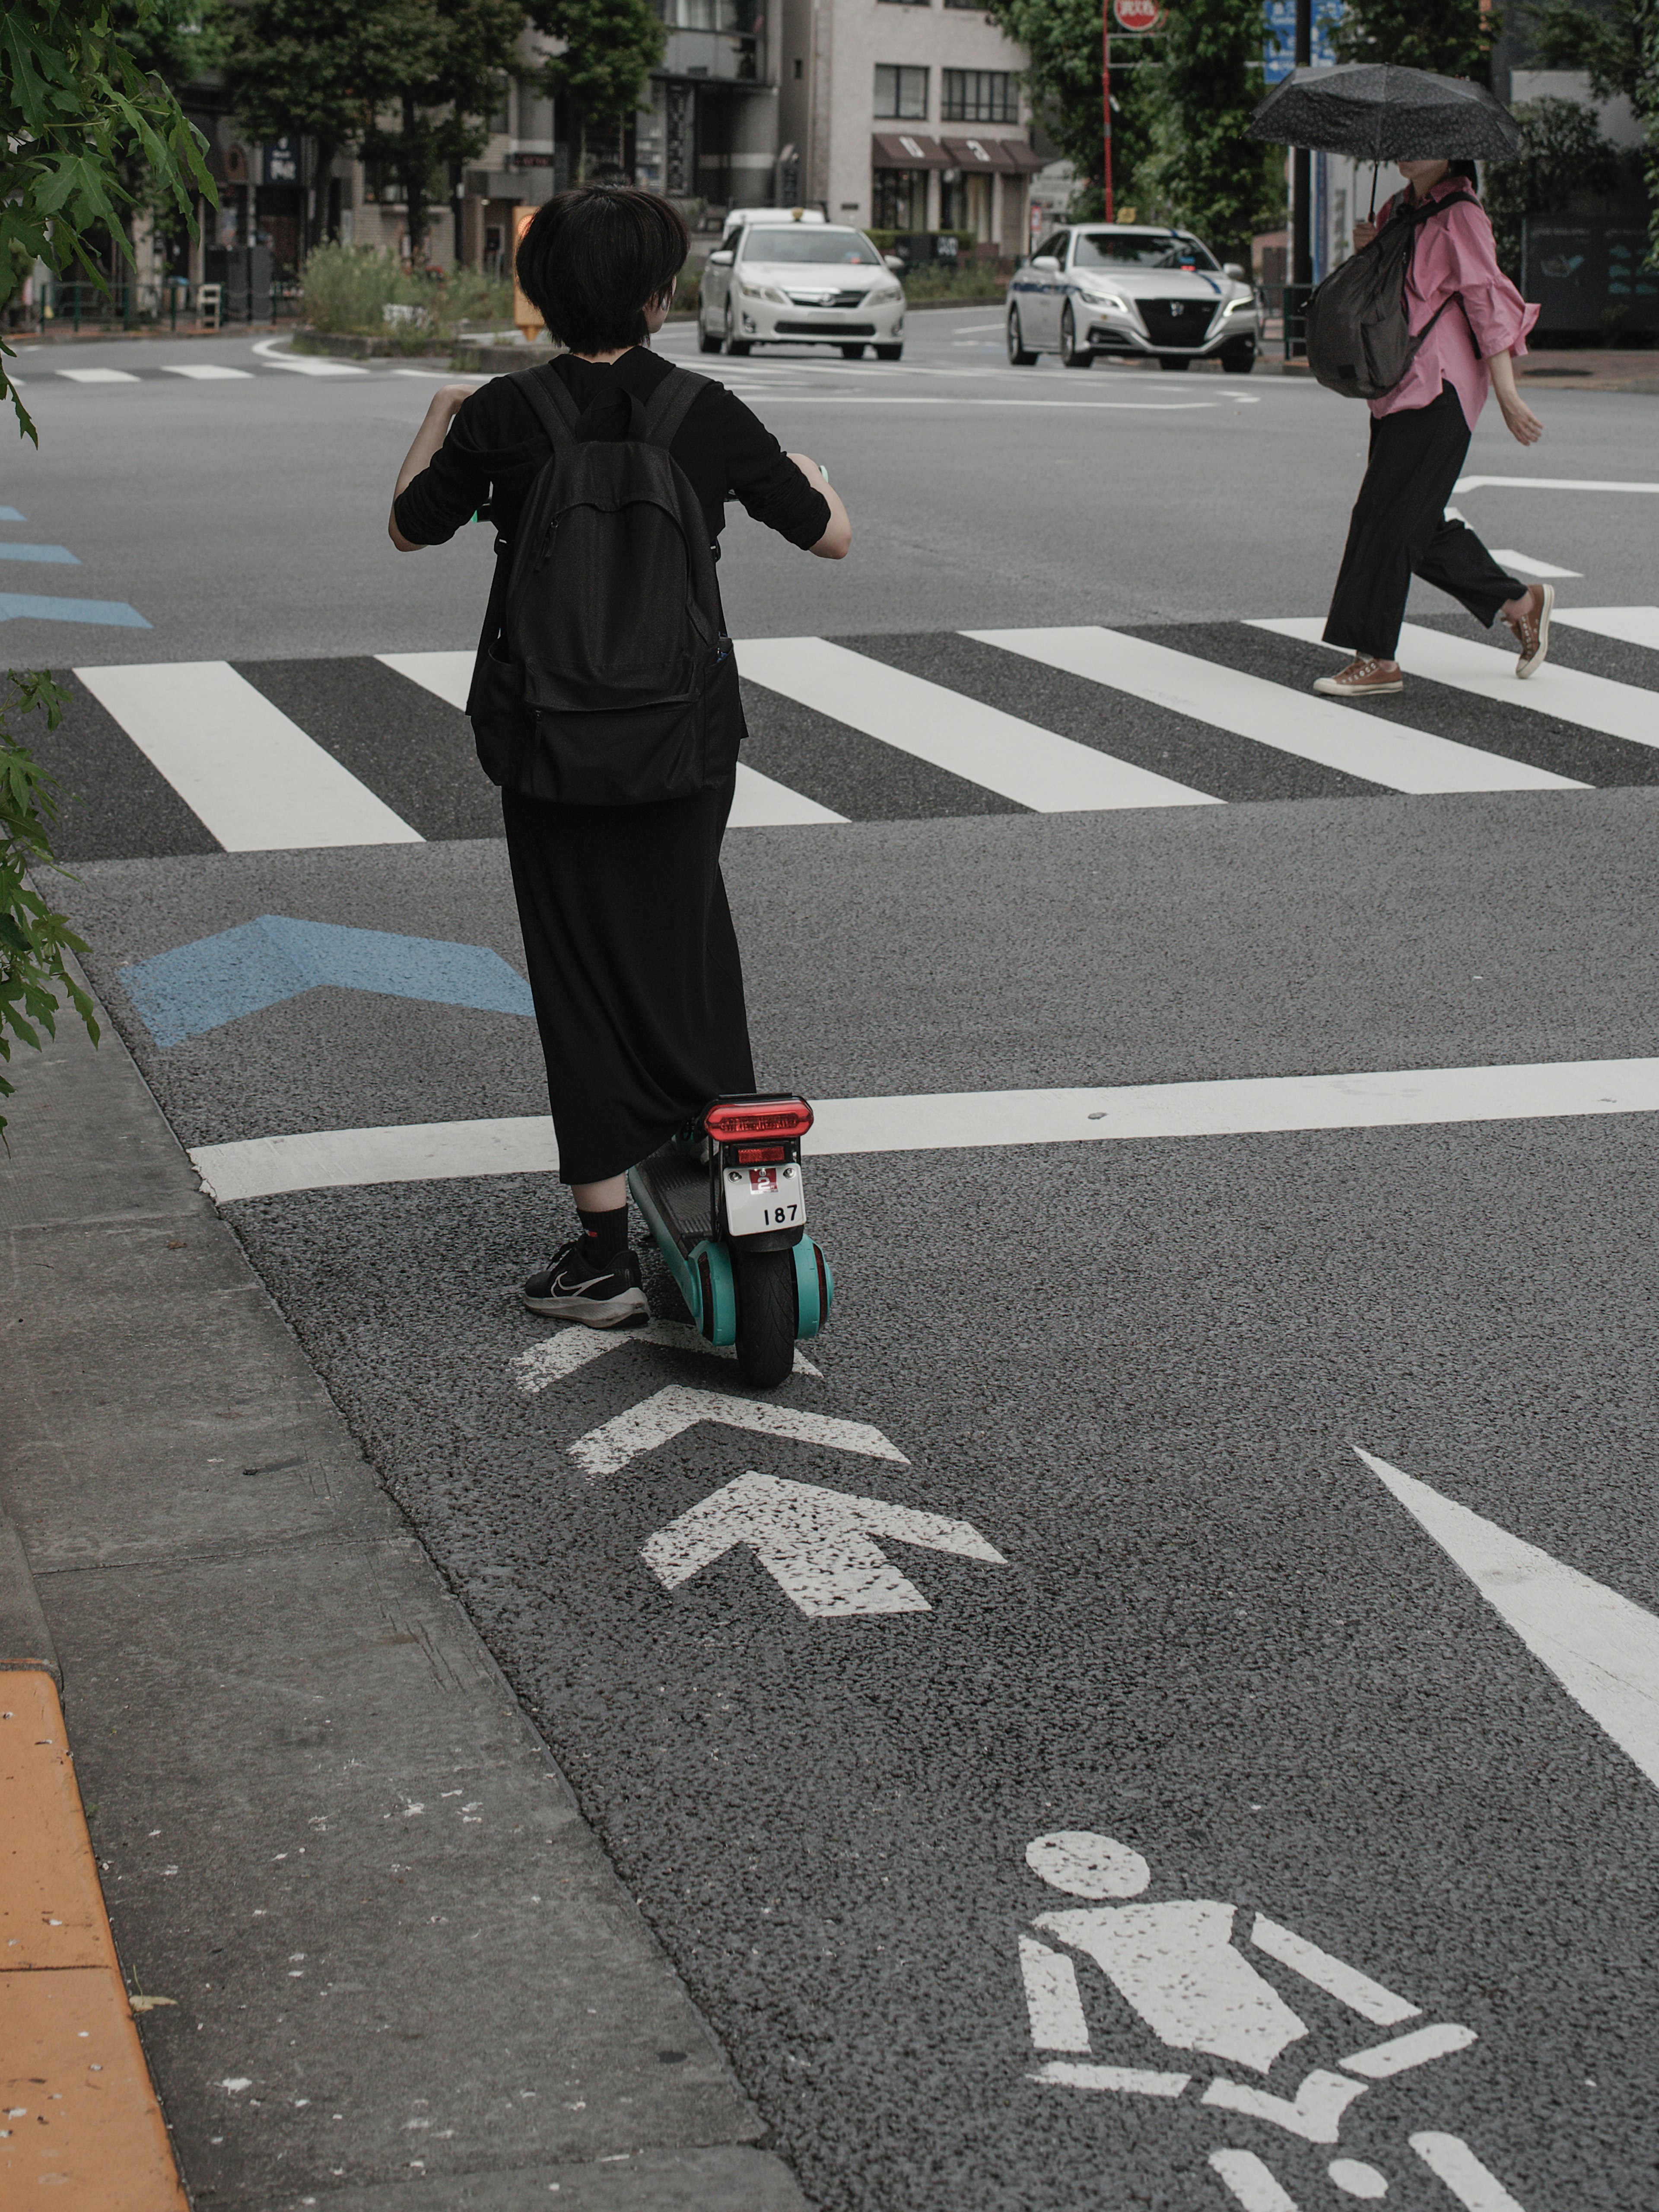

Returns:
632,1140,709,1259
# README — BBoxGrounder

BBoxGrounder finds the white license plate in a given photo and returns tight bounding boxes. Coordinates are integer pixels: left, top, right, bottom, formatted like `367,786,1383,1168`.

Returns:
723,1160,808,1237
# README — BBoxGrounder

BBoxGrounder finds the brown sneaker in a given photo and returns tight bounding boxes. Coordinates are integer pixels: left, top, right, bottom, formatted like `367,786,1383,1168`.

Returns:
1313,655,1405,698
1507,582,1554,678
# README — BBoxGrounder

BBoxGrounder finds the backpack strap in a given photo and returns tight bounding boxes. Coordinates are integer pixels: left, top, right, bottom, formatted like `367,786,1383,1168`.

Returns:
512,362,581,458
642,364,706,454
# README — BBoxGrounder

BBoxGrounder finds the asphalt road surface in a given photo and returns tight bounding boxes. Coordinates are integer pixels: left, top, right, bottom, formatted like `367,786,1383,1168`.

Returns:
14,308,1659,2212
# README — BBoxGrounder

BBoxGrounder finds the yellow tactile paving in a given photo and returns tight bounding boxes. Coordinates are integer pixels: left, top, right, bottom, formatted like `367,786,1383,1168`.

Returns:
0,1677,188,2210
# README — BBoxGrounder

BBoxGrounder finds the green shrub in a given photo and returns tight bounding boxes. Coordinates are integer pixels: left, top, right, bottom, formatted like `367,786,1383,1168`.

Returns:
301,244,514,342
899,261,1012,302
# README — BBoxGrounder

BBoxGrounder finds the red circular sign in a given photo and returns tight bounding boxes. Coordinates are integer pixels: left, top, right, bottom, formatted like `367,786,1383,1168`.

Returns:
1113,0,1162,29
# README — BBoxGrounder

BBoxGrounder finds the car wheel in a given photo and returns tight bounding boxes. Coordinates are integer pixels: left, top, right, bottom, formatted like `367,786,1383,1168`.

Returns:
1059,304,1092,369
840,343,867,360
697,315,721,355
873,343,903,361
723,305,752,358
1220,337,1256,375
1007,307,1036,365
1158,355,1191,371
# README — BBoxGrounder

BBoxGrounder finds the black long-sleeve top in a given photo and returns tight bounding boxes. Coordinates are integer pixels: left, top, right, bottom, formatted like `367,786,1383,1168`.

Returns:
392,346,832,559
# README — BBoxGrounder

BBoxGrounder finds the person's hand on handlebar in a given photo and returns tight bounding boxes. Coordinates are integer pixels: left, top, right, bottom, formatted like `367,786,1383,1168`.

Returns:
788,451,851,559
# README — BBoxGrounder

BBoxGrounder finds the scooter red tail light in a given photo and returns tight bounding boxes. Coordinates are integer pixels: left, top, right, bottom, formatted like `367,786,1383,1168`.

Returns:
737,1144,787,1164
703,1098,814,1142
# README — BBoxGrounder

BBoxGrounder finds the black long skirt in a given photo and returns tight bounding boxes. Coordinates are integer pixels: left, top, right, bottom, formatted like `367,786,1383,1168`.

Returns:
502,773,756,1186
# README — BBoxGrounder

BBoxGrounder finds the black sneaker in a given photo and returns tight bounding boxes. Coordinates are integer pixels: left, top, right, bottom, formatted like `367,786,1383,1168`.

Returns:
521,1236,649,1328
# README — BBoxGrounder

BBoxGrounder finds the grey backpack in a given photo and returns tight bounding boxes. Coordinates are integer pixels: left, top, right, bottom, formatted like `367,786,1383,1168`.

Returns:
1305,191,1479,401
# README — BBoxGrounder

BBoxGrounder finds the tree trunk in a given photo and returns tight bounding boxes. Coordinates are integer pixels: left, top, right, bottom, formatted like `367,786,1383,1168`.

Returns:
307,137,340,254
400,95,428,267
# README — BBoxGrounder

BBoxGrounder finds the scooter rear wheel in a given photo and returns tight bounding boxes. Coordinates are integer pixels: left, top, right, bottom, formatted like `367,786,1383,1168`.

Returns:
733,1249,798,1388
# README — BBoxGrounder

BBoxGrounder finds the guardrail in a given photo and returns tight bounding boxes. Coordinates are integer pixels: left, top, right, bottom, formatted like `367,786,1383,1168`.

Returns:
1257,281,1312,362
3,278,305,335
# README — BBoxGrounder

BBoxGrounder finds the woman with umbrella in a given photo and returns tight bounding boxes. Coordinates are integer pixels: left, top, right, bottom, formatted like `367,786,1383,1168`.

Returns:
1250,68,1553,697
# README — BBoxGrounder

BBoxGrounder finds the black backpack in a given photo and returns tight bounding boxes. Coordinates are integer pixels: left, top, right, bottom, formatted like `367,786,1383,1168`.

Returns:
1305,190,1479,402
467,362,740,806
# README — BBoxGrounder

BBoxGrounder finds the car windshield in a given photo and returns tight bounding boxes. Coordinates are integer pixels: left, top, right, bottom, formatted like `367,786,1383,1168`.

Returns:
742,228,881,265
1072,231,1219,271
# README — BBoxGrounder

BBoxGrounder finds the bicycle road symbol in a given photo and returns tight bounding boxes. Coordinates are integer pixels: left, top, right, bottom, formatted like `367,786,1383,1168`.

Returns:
1017,1831,1529,2211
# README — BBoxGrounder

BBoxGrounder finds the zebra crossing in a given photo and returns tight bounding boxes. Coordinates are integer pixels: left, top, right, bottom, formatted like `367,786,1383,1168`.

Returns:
40,613,1659,862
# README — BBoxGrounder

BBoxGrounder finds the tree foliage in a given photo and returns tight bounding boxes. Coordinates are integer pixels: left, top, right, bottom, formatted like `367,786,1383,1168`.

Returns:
0,673,100,1142
1529,0,1659,267
1153,0,1282,266
361,0,524,264
987,0,1169,222
1330,0,1492,82
529,0,664,177
1484,96,1626,278
1,0,215,439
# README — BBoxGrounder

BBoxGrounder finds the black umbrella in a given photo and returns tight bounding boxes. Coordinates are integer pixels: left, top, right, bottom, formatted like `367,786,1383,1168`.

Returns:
1247,63,1523,164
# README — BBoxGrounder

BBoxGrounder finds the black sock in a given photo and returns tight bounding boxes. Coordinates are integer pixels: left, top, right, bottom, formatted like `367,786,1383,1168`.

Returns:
576,1205,629,1263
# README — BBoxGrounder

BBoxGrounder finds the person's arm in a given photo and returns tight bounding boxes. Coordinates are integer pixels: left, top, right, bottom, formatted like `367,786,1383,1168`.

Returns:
388,384,475,550
1487,349,1543,448
788,453,851,559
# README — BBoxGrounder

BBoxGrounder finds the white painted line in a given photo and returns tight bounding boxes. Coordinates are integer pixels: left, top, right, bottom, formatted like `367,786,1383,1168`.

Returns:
1018,1936,1091,2051
160,364,255,381
1249,1915,1420,2026
979,626,1580,795
569,1384,908,1478
1032,2061,1190,2096
192,1115,555,1202
1257,616,1659,753
258,353,371,377
641,1470,1004,1616
1553,605,1659,652
1455,475,1659,495
57,368,140,384
375,650,843,824
745,395,1230,410
1410,2134,1529,2212
1487,548,1582,579
1201,2068,1365,2143
1208,2150,1301,2212
187,1056,1659,1201
376,649,474,710
1354,1446,1659,1796
736,636,1219,811
75,662,422,852
1340,2022,1476,2077
510,1320,818,1391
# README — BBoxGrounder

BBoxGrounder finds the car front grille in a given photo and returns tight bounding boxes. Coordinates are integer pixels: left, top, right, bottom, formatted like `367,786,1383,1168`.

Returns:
775,320,876,336
1138,298,1217,347
785,289,871,309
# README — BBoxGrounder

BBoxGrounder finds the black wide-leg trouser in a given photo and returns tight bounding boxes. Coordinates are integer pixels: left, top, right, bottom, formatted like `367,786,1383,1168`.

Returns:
1324,381,1526,661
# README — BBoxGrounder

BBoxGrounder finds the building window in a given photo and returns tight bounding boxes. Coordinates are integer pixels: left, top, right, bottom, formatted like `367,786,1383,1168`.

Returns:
874,64,928,120
872,168,928,229
877,0,931,10
941,69,1017,123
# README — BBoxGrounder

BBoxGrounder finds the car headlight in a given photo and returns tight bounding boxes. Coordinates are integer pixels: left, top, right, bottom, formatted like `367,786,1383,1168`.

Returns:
1219,294,1255,316
739,282,790,306
1077,288,1128,314
866,280,904,303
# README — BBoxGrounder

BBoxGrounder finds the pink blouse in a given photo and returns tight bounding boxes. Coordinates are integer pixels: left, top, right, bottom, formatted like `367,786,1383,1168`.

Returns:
1370,175,1539,426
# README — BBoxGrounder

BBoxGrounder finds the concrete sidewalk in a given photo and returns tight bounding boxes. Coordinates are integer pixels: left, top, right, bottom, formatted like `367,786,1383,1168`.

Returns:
0,985,809,2211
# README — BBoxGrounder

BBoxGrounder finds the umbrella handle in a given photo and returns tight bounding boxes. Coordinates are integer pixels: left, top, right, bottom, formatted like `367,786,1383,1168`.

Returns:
1368,162,1379,219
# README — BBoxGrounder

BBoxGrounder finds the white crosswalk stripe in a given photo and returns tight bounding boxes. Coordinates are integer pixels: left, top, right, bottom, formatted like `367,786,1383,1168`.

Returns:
976,626,1582,796
160,364,255,381
57,368,141,384
736,636,1220,811
1258,617,1659,752
1554,606,1659,653
77,662,422,850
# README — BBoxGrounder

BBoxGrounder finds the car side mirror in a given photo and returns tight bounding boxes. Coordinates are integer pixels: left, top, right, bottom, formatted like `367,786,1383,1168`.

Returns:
1032,255,1060,273
1223,262,1245,280
708,249,734,266
884,254,904,273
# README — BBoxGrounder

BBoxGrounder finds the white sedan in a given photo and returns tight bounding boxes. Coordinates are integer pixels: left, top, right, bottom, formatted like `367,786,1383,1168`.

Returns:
1005,225,1262,372
699,223,906,360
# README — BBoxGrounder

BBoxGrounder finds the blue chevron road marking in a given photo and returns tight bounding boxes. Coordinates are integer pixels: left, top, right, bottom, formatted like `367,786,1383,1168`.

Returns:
0,543,79,564
120,915,535,1046
0,509,25,522
0,592,149,626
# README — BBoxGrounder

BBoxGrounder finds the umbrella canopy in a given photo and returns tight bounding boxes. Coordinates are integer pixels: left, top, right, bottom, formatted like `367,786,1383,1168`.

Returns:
1247,63,1523,163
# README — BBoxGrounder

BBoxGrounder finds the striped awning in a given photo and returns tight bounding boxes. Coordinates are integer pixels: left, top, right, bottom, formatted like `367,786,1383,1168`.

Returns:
871,132,950,170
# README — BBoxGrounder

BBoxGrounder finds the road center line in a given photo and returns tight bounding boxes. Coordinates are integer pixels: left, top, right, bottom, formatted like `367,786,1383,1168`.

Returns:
188,1056,1659,1203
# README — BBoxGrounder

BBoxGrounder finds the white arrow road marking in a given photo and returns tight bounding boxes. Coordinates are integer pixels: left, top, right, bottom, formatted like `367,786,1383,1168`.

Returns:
1340,2022,1476,2078
1249,1915,1420,2026
512,1322,818,1395
1209,2150,1301,2212
1201,2068,1367,2144
1018,1935,1091,2052
572,1387,906,1478
1354,1447,1659,1794
641,1471,1004,1616
1410,2133,1529,2212
1030,2061,1189,2096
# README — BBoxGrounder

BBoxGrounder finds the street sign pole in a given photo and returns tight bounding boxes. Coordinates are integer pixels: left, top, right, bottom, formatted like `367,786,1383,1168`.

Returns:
1102,0,1114,225
1292,0,1312,290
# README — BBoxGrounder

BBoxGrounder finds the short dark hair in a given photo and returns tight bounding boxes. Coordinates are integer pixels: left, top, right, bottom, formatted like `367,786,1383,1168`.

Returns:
1448,159,1480,188
515,187,689,353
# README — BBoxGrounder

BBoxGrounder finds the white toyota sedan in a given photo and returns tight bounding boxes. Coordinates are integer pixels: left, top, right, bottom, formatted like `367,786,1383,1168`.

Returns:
1005,225,1261,372
698,222,906,360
